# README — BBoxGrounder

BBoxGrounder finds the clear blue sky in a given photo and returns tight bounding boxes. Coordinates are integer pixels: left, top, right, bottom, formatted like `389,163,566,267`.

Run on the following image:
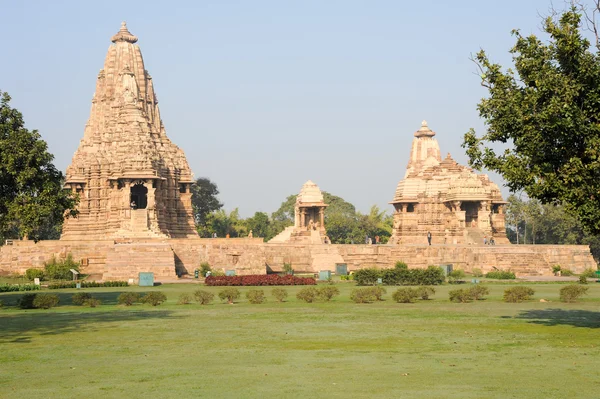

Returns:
1,0,557,216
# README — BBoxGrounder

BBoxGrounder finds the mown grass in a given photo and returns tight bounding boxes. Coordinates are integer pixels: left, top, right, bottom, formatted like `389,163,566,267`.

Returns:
1,283,599,399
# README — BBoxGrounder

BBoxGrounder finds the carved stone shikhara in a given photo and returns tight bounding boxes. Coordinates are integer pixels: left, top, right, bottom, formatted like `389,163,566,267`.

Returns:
61,23,197,239
389,121,508,245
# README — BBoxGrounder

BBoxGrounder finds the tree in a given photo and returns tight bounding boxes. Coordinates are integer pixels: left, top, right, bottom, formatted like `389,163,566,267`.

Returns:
206,208,246,238
0,90,77,241
463,8,600,235
245,211,271,241
191,177,223,236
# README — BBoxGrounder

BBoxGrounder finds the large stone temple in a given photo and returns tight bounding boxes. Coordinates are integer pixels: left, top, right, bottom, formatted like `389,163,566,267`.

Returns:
389,121,508,245
61,23,197,240
269,180,329,244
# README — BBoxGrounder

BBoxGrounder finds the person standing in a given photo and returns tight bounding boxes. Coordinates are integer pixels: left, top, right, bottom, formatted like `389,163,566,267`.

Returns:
427,231,432,246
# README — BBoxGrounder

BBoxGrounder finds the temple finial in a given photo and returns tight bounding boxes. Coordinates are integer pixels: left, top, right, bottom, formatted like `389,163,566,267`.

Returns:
111,21,138,44
414,120,435,138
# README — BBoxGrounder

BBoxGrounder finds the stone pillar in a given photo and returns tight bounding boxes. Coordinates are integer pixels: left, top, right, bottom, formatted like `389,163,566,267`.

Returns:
319,208,325,229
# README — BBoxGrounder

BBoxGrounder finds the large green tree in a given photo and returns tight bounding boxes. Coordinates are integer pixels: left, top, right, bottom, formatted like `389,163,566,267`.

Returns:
463,8,600,234
191,177,223,237
0,90,77,241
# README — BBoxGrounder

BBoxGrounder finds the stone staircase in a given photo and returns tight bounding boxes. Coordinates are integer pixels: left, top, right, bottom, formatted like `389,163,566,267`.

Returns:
113,209,165,238
269,226,295,243
466,228,485,245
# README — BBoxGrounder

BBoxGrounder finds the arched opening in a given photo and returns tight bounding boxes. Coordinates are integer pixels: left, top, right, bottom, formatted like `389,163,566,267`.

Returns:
461,201,479,225
130,183,148,209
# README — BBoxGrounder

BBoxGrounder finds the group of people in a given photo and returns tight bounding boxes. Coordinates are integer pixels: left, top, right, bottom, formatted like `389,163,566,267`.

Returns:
483,235,496,245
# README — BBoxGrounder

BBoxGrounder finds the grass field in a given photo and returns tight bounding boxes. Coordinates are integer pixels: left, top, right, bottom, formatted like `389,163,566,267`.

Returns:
1,282,599,398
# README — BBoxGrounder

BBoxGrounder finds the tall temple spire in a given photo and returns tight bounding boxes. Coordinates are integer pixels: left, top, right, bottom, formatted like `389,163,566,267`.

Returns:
62,23,197,240
405,120,442,175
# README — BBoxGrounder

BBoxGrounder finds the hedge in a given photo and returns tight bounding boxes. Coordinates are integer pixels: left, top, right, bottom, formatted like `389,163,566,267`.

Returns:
0,283,41,292
48,281,128,289
205,275,316,286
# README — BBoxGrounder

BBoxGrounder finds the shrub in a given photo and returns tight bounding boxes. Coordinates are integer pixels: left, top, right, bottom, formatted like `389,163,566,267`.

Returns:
350,288,376,303
86,298,101,308
472,268,483,277
381,268,400,285
395,261,408,270
448,269,466,284
19,293,38,309
44,254,79,280
218,288,241,304
200,262,212,277
579,275,588,284
467,285,489,300
33,294,60,309
354,268,381,286
296,287,318,303
559,284,589,303
416,286,435,300
581,268,597,278
117,292,140,306
205,275,316,286
0,283,40,292
178,293,193,305
449,289,473,303
485,270,516,279
272,287,288,302
318,286,340,301
503,286,535,303
0,299,3,309
421,266,446,285
552,264,562,274
48,281,128,289
72,292,93,306
194,290,214,305
560,268,574,276
368,286,387,301
141,291,167,306
283,263,294,275
25,268,45,281
392,288,419,303
246,289,266,304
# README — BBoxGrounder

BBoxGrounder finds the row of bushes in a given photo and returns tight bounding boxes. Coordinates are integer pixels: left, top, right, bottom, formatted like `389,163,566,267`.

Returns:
24,254,80,281
0,283,41,292
48,281,128,289
354,263,445,286
485,270,516,279
205,275,316,286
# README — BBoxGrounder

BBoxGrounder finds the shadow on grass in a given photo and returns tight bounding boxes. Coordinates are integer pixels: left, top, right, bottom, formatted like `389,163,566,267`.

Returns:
514,308,600,328
0,291,182,343
0,291,149,306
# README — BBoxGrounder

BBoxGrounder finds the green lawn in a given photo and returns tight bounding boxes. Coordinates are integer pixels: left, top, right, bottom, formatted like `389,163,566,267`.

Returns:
1,282,599,399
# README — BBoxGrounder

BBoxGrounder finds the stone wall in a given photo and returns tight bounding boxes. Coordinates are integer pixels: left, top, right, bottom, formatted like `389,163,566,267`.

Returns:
0,238,595,280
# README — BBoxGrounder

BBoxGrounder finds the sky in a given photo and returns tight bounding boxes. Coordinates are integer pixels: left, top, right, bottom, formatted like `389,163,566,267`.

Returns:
0,0,560,216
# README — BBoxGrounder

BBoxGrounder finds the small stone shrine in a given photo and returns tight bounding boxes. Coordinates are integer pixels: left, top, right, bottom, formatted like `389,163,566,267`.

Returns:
61,23,197,240
389,121,508,245
269,180,329,244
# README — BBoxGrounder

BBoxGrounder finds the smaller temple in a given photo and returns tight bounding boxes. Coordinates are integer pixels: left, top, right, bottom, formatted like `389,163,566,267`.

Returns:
269,180,329,244
389,121,508,245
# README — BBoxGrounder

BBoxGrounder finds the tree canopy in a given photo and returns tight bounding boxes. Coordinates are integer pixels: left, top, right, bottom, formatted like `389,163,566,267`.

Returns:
0,90,77,241
463,7,600,234
191,177,223,237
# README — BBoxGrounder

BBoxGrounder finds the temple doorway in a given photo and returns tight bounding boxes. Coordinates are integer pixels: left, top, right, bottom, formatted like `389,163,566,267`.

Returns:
130,183,148,209
461,202,479,226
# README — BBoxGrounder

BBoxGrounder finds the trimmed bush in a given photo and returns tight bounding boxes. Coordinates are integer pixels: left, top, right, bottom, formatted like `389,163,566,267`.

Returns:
581,268,597,278
503,286,535,303
271,287,288,302
368,286,387,301
0,283,40,292
72,292,93,306
200,262,212,276
86,298,101,307
485,270,516,279
354,268,380,286
448,269,466,284
194,290,214,305
472,268,483,277
33,294,60,309
117,292,140,306
560,268,574,276
559,284,589,303
318,286,340,301
392,288,419,303
296,287,318,303
19,293,38,309
449,289,473,303
579,276,588,284
468,285,489,300
142,292,167,306
246,289,266,304
25,268,45,281
206,275,316,286
44,254,79,280
350,288,376,303
178,293,193,305
416,286,435,300
218,288,241,304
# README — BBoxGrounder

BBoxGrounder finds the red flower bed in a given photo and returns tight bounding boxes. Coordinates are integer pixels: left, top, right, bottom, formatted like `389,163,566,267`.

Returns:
205,275,316,286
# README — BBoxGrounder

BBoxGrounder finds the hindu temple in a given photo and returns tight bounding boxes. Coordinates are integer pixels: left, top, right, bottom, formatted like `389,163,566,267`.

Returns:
61,22,197,240
389,121,508,245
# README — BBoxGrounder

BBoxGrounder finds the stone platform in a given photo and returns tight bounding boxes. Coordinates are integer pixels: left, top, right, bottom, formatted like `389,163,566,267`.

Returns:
0,238,595,281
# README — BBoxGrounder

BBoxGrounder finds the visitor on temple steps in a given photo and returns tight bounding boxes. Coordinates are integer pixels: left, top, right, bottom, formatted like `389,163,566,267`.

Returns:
427,231,432,246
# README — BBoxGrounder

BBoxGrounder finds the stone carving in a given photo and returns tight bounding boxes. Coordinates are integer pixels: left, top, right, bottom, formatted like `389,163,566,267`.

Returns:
61,22,197,240
389,121,508,245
